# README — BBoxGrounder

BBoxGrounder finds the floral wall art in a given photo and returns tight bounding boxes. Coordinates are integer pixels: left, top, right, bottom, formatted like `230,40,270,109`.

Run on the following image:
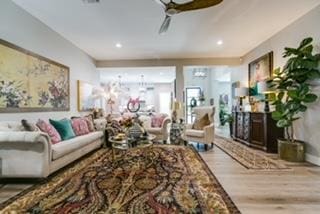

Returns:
0,39,69,112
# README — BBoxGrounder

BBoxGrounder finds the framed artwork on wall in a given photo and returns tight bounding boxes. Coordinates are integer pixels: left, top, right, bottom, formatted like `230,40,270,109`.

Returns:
0,38,70,113
248,52,273,96
77,80,98,112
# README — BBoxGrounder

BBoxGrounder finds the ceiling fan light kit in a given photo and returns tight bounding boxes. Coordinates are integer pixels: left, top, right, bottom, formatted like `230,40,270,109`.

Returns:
155,0,223,34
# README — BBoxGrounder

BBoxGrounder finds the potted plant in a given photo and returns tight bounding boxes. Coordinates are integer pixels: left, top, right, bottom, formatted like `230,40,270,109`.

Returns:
222,113,234,137
269,37,320,162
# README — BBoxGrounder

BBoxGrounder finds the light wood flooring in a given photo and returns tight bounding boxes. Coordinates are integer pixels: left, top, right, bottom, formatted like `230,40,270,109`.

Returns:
1,137,320,213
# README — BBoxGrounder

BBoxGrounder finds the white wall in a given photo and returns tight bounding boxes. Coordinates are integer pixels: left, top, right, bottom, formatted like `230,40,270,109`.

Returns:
232,5,320,164
184,67,233,125
0,0,99,122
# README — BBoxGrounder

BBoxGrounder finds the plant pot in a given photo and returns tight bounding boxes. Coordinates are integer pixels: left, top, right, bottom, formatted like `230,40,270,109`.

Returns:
278,139,305,162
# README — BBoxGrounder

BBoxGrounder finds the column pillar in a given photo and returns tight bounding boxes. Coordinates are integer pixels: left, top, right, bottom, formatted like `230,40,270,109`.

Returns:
175,65,184,103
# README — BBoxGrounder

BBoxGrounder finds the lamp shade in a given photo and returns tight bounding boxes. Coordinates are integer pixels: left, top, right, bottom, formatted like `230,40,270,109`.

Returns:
235,87,248,97
257,81,274,94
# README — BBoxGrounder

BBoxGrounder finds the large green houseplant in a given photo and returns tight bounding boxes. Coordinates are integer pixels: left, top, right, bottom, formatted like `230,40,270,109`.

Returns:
269,37,320,162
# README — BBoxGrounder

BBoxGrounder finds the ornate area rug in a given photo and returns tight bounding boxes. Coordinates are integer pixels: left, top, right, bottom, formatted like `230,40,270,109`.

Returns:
215,136,290,171
0,145,240,213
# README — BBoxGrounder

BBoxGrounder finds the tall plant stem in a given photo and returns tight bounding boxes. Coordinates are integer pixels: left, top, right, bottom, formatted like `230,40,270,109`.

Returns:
290,125,295,143
285,127,290,142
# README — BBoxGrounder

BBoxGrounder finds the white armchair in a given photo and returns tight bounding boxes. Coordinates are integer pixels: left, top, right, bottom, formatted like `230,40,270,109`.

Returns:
139,115,171,143
182,106,215,150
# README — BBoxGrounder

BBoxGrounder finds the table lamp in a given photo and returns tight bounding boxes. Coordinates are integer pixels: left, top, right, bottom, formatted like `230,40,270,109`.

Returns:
257,81,274,112
235,87,248,111
171,101,182,123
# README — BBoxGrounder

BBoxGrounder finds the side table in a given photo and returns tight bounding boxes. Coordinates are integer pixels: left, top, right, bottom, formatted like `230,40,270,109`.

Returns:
170,123,187,145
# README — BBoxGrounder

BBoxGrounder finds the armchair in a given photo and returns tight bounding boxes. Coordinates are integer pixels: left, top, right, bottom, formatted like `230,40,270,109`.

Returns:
182,106,215,150
140,115,171,143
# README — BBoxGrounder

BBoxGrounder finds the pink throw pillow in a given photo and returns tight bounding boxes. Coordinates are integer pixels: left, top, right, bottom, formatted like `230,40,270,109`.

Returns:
151,114,166,128
36,119,61,144
84,116,95,132
71,118,90,136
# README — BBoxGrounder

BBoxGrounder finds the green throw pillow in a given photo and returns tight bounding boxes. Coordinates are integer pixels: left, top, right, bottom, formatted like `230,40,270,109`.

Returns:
49,119,76,141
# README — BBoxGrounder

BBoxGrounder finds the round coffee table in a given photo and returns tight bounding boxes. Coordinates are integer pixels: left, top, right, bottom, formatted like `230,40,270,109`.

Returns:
109,134,156,161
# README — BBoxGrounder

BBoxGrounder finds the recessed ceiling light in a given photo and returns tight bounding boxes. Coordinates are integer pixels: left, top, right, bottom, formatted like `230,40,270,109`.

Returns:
115,43,122,48
217,40,223,45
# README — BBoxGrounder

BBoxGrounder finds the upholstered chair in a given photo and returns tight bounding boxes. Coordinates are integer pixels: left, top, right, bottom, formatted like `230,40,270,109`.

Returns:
182,106,215,150
140,115,171,143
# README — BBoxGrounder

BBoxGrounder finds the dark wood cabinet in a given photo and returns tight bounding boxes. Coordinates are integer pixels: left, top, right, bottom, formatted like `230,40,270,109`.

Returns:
232,112,284,153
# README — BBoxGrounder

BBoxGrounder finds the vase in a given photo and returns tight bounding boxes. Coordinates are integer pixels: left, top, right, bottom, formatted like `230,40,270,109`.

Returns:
127,122,143,139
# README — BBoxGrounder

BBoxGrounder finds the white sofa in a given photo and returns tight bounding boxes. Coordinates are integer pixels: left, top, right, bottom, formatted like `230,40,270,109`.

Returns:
0,121,104,178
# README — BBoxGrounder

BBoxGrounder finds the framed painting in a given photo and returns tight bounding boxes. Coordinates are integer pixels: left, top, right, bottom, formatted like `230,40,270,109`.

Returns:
0,38,70,112
248,52,273,96
77,80,99,112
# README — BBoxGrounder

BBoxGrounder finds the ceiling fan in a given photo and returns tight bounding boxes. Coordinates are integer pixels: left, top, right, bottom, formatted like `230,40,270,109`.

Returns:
155,0,223,34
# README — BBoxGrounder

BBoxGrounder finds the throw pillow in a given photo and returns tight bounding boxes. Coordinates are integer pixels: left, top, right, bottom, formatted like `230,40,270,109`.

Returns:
36,119,61,144
21,119,39,131
49,119,76,141
71,118,90,136
151,114,166,128
192,113,211,130
110,120,123,133
84,115,95,132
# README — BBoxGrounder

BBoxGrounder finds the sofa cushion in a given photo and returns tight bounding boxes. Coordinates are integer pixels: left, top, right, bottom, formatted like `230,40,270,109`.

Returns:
21,119,39,132
84,115,95,132
151,114,166,128
0,121,24,131
52,131,103,160
192,113,210,130
50,119,76,141
185,129,205,138
36,119,61,144
71,118,90,136
146,127,163,135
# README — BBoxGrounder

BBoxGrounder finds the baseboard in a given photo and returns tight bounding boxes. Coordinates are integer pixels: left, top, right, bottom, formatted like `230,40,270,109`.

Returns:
305,153,320,166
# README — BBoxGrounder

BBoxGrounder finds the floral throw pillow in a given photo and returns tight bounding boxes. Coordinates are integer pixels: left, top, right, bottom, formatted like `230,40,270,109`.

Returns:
36,119,61,144
151,114,166,128
84,115,95,132
71,118,90,136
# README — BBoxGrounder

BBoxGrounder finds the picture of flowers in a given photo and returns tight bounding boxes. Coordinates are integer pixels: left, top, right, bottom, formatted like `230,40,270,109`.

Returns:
248,52,273,96
0,39,69,112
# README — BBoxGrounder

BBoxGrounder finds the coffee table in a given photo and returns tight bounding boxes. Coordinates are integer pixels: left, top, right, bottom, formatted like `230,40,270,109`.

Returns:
109,134,156,161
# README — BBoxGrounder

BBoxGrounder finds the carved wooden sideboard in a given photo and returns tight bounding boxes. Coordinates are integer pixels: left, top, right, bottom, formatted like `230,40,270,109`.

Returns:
231,112,284,153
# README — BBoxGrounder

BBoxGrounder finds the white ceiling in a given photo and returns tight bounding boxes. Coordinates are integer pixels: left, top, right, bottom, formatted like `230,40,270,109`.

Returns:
12,0,320,60
99,66,176,83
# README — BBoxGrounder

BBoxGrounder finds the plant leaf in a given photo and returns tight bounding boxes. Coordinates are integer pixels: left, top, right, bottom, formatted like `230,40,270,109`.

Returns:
303,94,318,103
298,37,313,50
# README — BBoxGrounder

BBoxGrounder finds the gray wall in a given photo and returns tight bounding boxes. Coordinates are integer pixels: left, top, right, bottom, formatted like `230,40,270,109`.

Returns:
0,0,99,122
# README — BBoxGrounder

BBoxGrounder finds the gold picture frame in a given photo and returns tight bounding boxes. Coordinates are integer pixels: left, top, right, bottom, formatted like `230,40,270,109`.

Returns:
0,38,70,113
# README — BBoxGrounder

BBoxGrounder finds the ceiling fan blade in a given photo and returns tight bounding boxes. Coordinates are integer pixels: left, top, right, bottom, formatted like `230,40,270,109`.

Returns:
159,15,171,34
175,0,223,12
154,0,166,8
